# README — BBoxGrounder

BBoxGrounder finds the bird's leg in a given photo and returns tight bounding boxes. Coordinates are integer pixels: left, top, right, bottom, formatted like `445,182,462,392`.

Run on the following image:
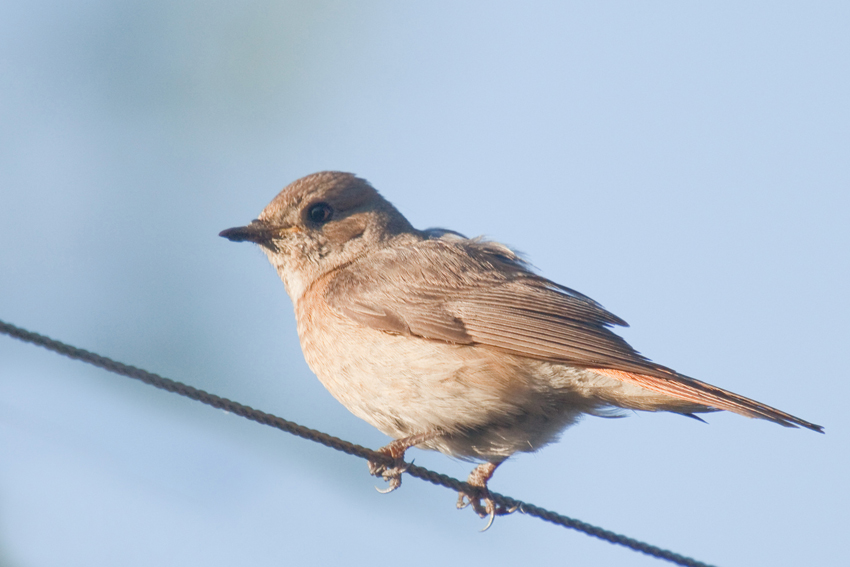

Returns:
457,460,516,529
369,431,440,493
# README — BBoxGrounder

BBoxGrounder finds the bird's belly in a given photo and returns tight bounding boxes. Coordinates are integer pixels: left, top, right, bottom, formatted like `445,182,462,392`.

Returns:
295,302,604,459
299,315,501,433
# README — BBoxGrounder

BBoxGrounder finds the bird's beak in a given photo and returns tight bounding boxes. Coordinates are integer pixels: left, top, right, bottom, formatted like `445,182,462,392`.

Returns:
219,220,273,244
219,220,300,244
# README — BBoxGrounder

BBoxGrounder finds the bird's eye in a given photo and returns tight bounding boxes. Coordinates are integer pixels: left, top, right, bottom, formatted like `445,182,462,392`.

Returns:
307,202,333,224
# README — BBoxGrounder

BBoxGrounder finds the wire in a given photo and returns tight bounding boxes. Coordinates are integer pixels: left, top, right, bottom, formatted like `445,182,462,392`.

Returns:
0,319,715,567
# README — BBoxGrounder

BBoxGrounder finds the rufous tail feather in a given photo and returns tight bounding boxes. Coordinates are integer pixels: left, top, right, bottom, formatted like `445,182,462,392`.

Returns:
590,368,823,433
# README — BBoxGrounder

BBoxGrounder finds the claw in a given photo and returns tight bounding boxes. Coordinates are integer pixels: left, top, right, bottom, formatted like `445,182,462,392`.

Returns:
374,476,402,494
368,460,405,493
481,507,496,532
478,499,518,531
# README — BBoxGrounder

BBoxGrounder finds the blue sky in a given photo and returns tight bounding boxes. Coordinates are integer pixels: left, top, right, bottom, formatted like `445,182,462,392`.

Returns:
1,2,848,566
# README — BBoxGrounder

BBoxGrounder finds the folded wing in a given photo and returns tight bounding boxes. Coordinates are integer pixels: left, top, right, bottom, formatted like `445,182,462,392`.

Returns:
325,238,822,432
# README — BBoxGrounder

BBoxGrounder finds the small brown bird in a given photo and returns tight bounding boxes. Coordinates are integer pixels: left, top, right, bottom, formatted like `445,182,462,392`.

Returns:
220,171,822,524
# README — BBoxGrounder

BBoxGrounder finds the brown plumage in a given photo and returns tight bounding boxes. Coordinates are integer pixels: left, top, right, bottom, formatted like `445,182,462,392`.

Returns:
220,171,823,523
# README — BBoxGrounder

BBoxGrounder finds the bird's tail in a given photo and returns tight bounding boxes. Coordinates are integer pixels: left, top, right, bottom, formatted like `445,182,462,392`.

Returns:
590,367,823,432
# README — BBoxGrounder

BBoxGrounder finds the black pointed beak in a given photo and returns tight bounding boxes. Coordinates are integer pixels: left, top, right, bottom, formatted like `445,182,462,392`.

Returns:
219,220,271,243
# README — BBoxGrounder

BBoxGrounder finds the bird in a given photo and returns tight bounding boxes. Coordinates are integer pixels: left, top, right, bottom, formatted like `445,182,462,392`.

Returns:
220,171,822,525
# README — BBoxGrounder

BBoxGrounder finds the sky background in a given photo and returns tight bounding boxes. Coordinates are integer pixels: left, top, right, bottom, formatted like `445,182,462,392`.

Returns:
1,2,848,566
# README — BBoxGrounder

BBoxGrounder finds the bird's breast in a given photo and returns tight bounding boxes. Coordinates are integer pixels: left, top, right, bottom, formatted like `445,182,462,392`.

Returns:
295,275,543,435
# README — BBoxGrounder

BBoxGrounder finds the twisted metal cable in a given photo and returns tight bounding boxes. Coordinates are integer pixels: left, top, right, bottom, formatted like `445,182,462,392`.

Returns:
1,319,714,567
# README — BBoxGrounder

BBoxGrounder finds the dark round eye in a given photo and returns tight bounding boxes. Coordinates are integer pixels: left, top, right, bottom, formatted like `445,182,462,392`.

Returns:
307,202,333,224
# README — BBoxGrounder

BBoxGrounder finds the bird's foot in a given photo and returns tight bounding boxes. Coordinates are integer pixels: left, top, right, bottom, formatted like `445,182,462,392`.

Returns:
456,489,518,530
369,432,440,494
368,441,410,493
456,461,517,530
368,458,408,493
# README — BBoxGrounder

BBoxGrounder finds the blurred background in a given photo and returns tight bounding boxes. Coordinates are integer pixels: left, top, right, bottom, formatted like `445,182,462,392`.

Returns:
1,2,847,566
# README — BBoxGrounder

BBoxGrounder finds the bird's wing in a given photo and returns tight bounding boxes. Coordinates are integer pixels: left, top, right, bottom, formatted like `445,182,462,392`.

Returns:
325,238,822,432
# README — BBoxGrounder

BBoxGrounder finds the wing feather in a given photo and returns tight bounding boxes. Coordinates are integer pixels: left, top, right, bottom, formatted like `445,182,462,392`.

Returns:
324,237,823,432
